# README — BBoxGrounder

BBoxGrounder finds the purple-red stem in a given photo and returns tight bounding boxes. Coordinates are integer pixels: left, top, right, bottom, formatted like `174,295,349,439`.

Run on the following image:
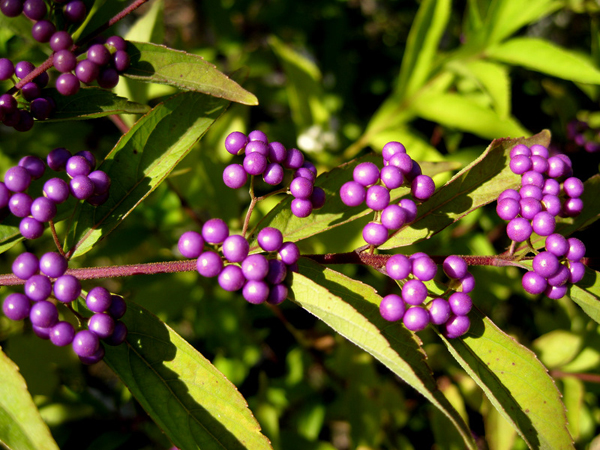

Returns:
0,253,549,287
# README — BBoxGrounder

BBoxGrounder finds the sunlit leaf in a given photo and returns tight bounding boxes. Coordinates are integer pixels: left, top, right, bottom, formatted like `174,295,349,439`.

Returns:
104,302,272,450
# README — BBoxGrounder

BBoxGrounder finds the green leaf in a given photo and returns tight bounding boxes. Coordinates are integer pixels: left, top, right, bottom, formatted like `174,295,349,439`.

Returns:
290,259,477,449
0,346,60,450
67,91,229,258
380,131,550,250
487,38,600,85
396,0,451,100
464,60,511,119
569,268,600,325
482,0,562,45
411,91,529,139
440,309,574,450
250,155,458,247
123,41,258,105
103,302,272,450
43,88,150,121
0,218,22,255
269,36,328,131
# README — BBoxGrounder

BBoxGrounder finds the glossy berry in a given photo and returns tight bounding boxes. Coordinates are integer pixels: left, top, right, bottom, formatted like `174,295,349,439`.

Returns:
223,164,248,189
202,218,229,244
380,294,405,321
86,286,112,313
362,222,388,246
222,235,250,263
54,51,78,73
545,284,568,300
88,313,115,339
105,35,127,51
47,147,71,171
178,231,204,258
381,204,406,230
531,211,556,236
545,233,569,257
428,298,451,325
279,242,300,265
225,131,248,155
267,284,288,305
72,330,100,357
444,315,470,338
30,301,58,328
108,295,127,319
365,185,390,211
43,178,70,203
567,238,586,262
56,73,80,96
30,197,57,222
284,148,304,169
506,217,532,242
569,261,586,284
258,227,283,252
39,252,68,278
522,271,548,295
562,198,584,217
76,60,100,84
340,181,365,207
266,259,287,284
53,275,81,303
411,175,435,200
243,280,270,304
412,255,437,281
399,198,418,223
3,293,31,321
532,251,560,278
5,166,32,192
385,254,411,280
443,255,468,279
268,142,287,163
50,31,73,52
24,274,52,302
498,189,521,202
547,264,570,287
104,321,128,346
31,19,56,42
448,292,472,316
20,217,44,239
0,58,14,80
12,252,39,280
291,198,313,218
382,141,406,160
353,162,380,187
70,175,95,200
87,44,111,66
402,279,428,305
403,307,430,332
457,272,476,293
380,165,403,190
509,155,532,174
242,254,269,281
197,251,223,278
263,163,284,185
243,152,267,176
510,144,531,158
218,265,246,292
290,177,313,199
50,321,75,347
8,193,33,218
310,186,326,209
64,0,86,22
519,198,541,220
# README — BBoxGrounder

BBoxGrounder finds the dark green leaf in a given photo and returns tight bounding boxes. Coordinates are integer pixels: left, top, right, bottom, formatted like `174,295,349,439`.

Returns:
440,309,573,449
396,0,451,100
0,346,60,450
123,41,258,105
67,91,229,258
487,38,600,85
103,302,272,450
380,131,550,249
43,88,150,121
290,259,477,449
569,268,600,325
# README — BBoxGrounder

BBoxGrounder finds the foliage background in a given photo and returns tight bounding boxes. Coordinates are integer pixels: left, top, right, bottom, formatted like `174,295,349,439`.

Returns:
1,0,600,449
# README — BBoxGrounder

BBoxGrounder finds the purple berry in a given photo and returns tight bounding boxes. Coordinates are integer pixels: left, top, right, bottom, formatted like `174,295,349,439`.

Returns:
5,166,32,193
24,274,52,301
399,198,418,223
266,259,288,284
510,144,531,158
0,58,14,80
50,321,75,347
290,176,314,199
279,242,300,265
448,292,472,315
87,44,111,66
86,286,112,313
380,294,405,321
339,181,365,207
267,284,288,305
12,252,39,280
70,175,95,200
55,73,80,96
310,186,326,209
547,264,570,287
530,145,549,158
284,148,304,169
43,178,70,203
443,256,468,279
382,141,406,160
105,35,127,52
519,184,542,200
531,155,549,174
569,261,586,284
30,300,58,328
242,254,269,281
39,252,68,278
104,321,128,346
178,231,204,258
402,279,428,305
543,178,560,196
107,295,127,319
456,272,476,293
428,298,451,325
218,265,246,292
545,284,568,300
519,198,542,220
97,67,119,89
268,142,287,163
202,218,229,244
506,217,532,242
365,185,390,211
20,217,44,239
3,293,31,321
294,167,316,183
53,275,81,303
509,155,532,174
541,194,561,216
562,198,584,217
88,171,110,195
547,156,567,179
521,171,544,188
291,198,313,217
50,31,73,52
498,189,521,202
197,251,223,278
30,197,57,222
531,211,556,236
88,313,115,339
522,271,548,295
532,251,560,278
563,177,584,198
362,222,388,246
225,131,248,155
403,306,430,332
545,233,569,257
8,192,32,218
444,315,470,338
223,164,248,189
64,0,86,22
243,280,270,304
258,227,284,252
566,238,586,262
263,163,284,186
388,153,413,174
353,162,380,187
222,235,250,263
411,175,435,200
31,20,55,42
381,203,407,230
72,330,100,357
243,152,267,176
386,254,411,280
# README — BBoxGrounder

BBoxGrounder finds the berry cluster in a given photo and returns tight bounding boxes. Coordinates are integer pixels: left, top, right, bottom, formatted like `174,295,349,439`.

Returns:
340,141,435,246
1,149,111,240
380,254,473,338
222,130,326,218
3,251,128,364
497,144,583,243
0,1,130,130
566,119,600,153
178,221,299,305
497,143,587,300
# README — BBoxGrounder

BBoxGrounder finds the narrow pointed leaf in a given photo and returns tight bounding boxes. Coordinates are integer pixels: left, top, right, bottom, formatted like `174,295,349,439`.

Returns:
67,91,229,258
440,309,573,450
487,38,600,85
569,268,600,325
44,88,150,121
250,155,459,247
290,259,477,449
412,92,529,139
380,130,550,249
396,0,451,100
103,302,272,450
464,60,511,119
123,41,258,105
0,346,60,450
